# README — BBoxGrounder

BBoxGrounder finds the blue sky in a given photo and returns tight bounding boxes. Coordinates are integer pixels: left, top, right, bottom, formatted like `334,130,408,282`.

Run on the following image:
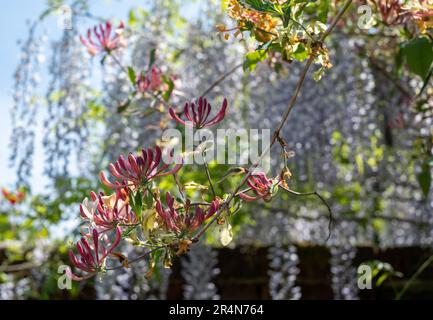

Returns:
0,2,44,189
0,1,154,193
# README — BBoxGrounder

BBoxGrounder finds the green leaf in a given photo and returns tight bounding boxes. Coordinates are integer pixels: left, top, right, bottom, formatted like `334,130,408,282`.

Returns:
242,0,281,15
152,249,163,265
146,249,164,279
127,66,137,86
128,9,137,27
312,67,326,81
130,189,143,218
317,0,330,23
419,66,433,96
402,37,433,80
162,75,175,102
148,48,157,70
117,97,132,113
292,43,309,61
376,273,389,286
143,190,154,209
418,162,432,198
281,4,291,28
243,50,268,72
395,44,405,74
122,225,137,237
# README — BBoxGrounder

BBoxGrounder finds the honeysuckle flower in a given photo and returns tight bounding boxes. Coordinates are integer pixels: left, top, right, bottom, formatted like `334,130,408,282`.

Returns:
238,171,278,202
100,146,182,190
136,66,164,93
402,0,433,32
80,191,138,233
372,0,408,26
69,227,122,280
1,188,25,205
80,21,126,56
169,97,228,129
155,192,220,235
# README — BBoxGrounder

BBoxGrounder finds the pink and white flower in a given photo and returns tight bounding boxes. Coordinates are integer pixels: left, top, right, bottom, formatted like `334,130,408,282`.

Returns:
169,96,228,129
80,21,126,56
156,192,220,235
69,227,121,280
80,191,137,233
100,146,182,190
239,171,277,202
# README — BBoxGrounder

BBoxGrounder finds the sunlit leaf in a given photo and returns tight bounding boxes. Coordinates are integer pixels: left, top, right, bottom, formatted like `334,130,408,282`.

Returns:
220,222,233,246
243,50,268,72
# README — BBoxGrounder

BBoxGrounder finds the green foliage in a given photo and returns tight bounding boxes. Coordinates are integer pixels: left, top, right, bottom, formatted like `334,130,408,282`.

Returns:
362,260,403,287
316,0,330,23
242,0,282,15
401,37,433,81
162,75,175,102
418,161,432,199
127,66,136,85
129,189,144,219
243,50,268,72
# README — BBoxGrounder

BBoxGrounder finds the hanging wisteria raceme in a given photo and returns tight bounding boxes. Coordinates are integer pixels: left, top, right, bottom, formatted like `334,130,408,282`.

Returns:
268,244,301,300
330,244,359,300
42,2,94,182
181,243,220,300
95,244,172,300
0,275,30,300
9,21,45,187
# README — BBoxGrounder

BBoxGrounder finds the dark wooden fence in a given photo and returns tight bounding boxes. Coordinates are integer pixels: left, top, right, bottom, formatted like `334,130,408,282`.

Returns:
166,245,433,300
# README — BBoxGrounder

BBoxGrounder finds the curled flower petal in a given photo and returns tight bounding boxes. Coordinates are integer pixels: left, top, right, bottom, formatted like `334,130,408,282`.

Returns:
238,171,276,202
101,146,182,190
169,97,228,129
69,226,123,280
80,21,125,56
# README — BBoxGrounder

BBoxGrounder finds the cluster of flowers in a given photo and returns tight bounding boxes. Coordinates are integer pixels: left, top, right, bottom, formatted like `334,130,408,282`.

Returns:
223,0,283,42
81,21,174,98
80,21,126,56
371,0,433,33
136,66,165,94
220,0,332,80
402,0,433,33
68,90,283,279
70,20,285,281
69,144,184,280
